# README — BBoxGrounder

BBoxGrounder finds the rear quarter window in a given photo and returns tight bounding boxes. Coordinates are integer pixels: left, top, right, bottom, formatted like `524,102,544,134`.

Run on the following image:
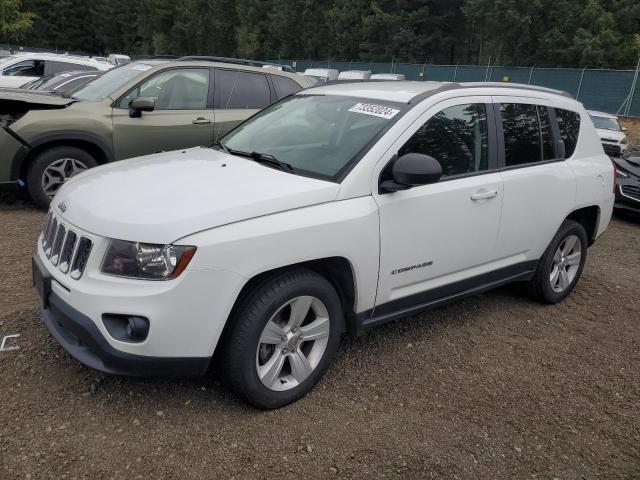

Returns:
271,74,302,100
554,108,581,158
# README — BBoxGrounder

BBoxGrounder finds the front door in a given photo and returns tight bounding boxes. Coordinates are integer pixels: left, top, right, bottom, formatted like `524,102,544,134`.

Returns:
374,97,503,317
112,68,214,160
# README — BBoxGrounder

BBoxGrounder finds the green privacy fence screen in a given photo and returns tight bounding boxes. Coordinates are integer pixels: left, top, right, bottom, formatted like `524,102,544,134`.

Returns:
269,59,640,117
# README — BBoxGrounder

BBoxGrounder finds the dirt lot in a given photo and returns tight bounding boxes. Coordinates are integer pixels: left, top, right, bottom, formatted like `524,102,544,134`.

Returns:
621,117,640,147
0,199,639,480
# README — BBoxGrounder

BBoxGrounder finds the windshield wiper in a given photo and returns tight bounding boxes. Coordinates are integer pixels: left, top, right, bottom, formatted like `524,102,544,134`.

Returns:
218,146,295,173
248,151,295,173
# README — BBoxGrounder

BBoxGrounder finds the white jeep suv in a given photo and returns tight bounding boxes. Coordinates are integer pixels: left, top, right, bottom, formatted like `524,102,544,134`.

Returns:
33,81,614,408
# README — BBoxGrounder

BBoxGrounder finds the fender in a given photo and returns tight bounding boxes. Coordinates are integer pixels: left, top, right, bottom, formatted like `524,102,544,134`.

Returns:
10,130,115,181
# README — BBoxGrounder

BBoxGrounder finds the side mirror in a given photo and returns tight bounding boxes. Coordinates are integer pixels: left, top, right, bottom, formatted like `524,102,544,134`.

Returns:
129,97,155,118
380,153,442,193
622,127,628,132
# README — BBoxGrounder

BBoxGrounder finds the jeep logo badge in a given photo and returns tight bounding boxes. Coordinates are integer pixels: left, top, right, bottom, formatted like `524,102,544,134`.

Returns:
58,201,67,213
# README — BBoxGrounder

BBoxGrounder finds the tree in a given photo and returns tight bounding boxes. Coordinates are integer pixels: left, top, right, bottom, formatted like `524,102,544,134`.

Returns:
0,0,34,43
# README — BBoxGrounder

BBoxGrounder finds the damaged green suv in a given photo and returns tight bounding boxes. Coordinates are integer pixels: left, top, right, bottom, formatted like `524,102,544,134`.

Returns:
0,57,313,208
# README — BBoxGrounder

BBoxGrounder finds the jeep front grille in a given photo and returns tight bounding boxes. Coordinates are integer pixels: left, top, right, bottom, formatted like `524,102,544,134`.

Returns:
41,212,92,279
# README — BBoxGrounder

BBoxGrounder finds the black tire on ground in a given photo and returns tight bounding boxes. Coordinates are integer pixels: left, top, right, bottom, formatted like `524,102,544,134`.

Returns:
26,146,98,210
221,269,344,409
527,219,588,304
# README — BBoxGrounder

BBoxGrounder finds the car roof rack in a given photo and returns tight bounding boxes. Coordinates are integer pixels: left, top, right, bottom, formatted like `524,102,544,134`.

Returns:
177,56,285,69
458,82,574,99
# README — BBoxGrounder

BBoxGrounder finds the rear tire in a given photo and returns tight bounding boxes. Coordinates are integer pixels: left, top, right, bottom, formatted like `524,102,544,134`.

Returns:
221,269,343,409
27,146,98,210
527,220,588,304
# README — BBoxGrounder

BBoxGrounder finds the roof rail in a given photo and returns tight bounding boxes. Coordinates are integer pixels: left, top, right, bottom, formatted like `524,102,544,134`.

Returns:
458,82,574,99
177,56,295,73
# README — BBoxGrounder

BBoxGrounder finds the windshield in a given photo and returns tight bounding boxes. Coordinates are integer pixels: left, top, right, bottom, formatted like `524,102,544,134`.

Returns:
590,115,621,131
72,63,153,101
221,95,404,180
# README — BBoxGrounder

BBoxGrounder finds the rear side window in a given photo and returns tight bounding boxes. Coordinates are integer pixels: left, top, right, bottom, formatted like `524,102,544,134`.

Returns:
215,69,271,109
271,74,302,99
500,103,556,166
399,103,489,177
554,108,581,158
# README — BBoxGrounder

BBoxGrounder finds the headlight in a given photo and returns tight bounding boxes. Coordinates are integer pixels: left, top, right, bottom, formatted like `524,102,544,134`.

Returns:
621,137,628,145
101,239,196,280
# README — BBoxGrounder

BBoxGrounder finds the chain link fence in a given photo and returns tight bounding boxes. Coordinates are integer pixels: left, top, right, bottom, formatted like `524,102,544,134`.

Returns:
270,60,640,118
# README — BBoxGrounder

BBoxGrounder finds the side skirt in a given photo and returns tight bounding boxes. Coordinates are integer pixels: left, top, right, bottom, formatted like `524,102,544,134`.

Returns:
357,260,538,332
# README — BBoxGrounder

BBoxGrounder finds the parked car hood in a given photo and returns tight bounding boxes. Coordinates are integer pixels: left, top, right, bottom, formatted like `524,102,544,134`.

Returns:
55,147,340,244
595,128,626,143
613,154,640,175
0,88,75,108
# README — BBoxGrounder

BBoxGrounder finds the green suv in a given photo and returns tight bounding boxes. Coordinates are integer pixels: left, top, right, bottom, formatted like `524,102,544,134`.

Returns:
0,57,313,208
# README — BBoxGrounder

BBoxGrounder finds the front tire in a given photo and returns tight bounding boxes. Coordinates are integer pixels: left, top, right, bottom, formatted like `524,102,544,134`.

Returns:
27,146,98,209
221,269,343,409
527,220,588,304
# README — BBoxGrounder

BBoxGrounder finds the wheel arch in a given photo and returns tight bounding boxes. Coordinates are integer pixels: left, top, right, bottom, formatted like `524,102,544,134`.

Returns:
214,256,359,357
13,132,113,181
566,205,600,246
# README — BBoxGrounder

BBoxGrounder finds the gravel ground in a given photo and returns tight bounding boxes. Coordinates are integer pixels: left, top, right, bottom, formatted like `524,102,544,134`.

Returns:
0,198,639,479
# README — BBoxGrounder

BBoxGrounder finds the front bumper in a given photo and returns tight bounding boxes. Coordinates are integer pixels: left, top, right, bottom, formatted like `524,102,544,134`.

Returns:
42,287,210,377
34,220,247,376
0,126,28,182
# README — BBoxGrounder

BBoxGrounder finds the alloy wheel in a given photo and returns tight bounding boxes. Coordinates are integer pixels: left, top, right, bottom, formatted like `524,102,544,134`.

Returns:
549,234,582,293
256,296,331,391
41,158,89,199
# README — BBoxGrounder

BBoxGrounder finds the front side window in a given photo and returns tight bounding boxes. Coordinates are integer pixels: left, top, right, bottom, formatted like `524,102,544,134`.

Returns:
399,103,489,177
120,69,209,110
215,69,271,109
222,95,403,180
555,108,581,158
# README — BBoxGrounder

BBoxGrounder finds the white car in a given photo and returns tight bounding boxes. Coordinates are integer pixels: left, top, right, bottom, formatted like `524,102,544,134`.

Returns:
33,81,614,409
370,73,406,81
588,110,628,156
0,53,112,88
337,70,371,80
303,68,339,84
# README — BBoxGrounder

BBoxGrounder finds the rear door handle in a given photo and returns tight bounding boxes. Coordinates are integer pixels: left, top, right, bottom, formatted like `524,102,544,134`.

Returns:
192,117,212,125
471,189,498,201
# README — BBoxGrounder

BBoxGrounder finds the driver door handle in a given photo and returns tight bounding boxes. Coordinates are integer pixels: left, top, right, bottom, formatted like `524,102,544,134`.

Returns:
192,117,212,125
471,189,498,201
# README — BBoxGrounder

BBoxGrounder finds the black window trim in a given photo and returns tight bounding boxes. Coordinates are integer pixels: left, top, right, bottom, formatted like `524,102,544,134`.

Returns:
112,66,214,110
493,102,566,173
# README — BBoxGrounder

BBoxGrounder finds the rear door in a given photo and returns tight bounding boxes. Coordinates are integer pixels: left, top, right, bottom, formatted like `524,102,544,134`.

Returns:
112,67,214,160
492,97,576,262
212,68,273,140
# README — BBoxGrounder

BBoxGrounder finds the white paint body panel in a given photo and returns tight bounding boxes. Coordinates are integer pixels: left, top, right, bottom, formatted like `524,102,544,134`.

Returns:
38,82,614,361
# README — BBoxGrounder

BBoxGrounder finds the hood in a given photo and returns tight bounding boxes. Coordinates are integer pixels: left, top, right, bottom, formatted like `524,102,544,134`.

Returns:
55,147,340,244
595,128,626,143
0,88,75,107
614,155,640,175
